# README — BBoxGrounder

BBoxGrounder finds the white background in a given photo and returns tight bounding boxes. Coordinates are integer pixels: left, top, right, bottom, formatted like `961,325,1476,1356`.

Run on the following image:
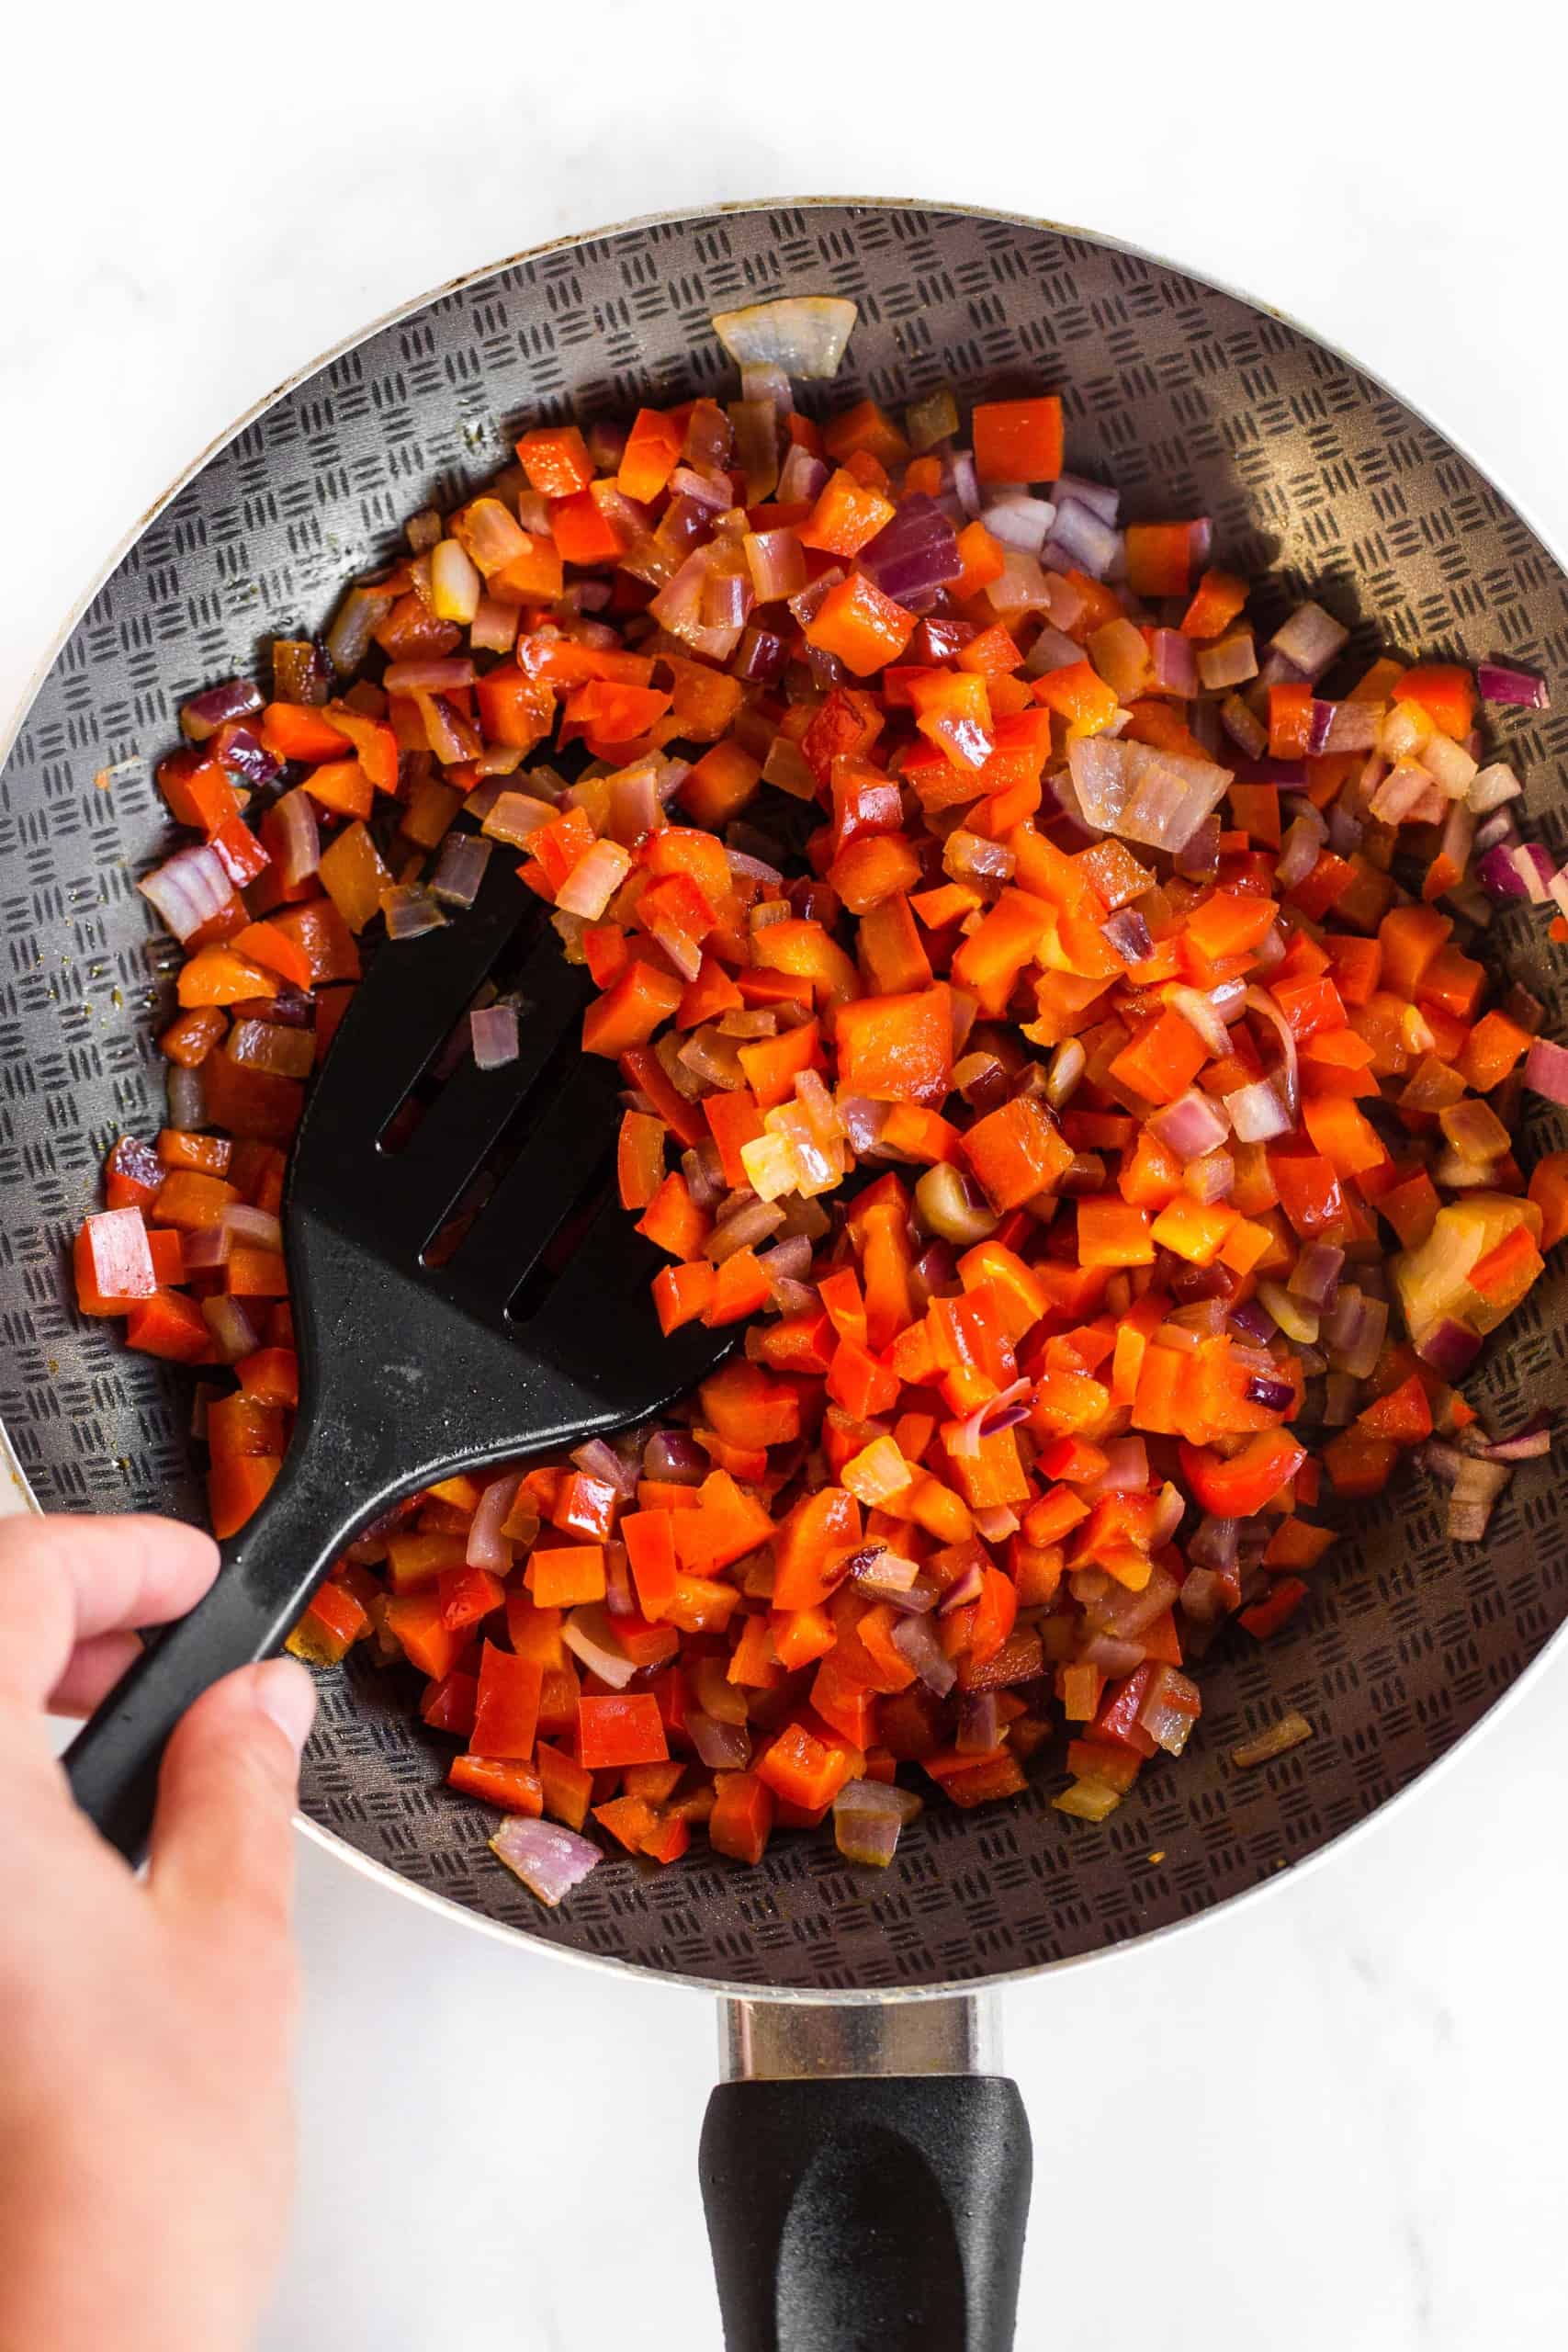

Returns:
4,6,1567,2346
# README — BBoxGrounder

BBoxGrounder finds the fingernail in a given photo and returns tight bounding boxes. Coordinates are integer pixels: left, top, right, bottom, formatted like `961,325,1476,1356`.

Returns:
254,1657,318,1758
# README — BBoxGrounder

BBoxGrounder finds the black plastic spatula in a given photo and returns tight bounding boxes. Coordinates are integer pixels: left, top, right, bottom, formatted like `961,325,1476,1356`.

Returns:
65,851,731,1860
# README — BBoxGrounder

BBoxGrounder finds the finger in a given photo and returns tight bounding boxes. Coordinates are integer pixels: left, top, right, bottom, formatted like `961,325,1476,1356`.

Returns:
48,1628,143,1718
148,1658,315,1943
0,1513,219,1711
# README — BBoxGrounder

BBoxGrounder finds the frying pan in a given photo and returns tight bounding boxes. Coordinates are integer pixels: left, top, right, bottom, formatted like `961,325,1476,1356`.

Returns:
5,198,1568,2351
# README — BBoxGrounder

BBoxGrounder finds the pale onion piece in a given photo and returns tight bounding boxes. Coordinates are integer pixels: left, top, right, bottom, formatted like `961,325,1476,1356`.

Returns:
429,539,482,625
490,1818,602,1906
740,1130,803,1204
710,296,858,379
948,1377,1033,1460
1231,1711,1314,1770
470,1004,519,1069
1224,1077,1292,1143
555,837,632,920
482,792,558,847
467,1474,522,1571
431,832,492,909
561,1607,636,1689
139,843,234,944
1258,1280,1319,1346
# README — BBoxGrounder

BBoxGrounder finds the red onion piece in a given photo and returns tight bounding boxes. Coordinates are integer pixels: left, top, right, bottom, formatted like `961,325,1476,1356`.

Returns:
1244,987,1300,1119
1100,907,1153,966
180,677,263,742
688,1710,753,1770
1083,1436,1149,1495
222,1204,284,1252
1150,629,1198,696
1269,601,1348,683
199,1295,259,1364
571,1438,639,1500
1167,986,1232,1060
1149,1089,1230,1160
1288,1241,1344,1310
491,1817,601,1906
471,1005,520,1069
1524,1037,1568,1104
561,1605,635,1690
1479,662,1549,709
1413,1317,1483,1383
431,833,492,909
938,1563,986,1614
1043,496,1120,579
890,1611,956,1697
643,1429,706,1485
273,787,321,888
1224,1077,1292,1144
947,1377,1032,1460
138,843,234,944
1188,1513,1239,1568
384,885,449,942
1483,1417,1552,1463
467,1475,522,1570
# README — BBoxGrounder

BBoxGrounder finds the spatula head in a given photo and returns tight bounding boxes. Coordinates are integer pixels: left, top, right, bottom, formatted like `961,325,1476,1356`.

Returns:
286,845,733,1475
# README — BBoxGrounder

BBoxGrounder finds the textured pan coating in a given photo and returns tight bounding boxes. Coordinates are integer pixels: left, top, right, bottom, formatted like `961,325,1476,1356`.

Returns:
4,200,1568,1993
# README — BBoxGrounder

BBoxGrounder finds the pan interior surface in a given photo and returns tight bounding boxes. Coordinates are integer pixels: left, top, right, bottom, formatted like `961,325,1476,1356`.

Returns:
4,200,1567,1995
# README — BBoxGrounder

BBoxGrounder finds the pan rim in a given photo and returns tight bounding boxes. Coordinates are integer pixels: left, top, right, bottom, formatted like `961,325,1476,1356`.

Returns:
8,192,1567,2003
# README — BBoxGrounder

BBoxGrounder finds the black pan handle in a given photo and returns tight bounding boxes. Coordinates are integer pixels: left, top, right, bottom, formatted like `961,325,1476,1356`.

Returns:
699,1999,1031,2352
62,1440,361,1862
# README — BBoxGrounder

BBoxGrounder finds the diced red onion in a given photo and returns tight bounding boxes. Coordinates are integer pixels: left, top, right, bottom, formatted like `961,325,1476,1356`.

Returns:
890,1611,956,1696
1289,1242,1344,1311
138,843,234,944
1479,662,1549,709
471,1004,520,1069
221,1204,284,1253
180,677,263,742
1188,1513,1239,1568
200,1295,258,1363
1082,1436,1148,1495
491,1817,601,1906
1224,1078,1291,1144
1524,1035,1568,1104
467,1474,522,1570
1100,907,1153,965
1151,629,1198,696
982,497,1056,555
1468,762,1523,816
1148,1089,1230,1161
643,1429,706,1485
939,1563,986,1615
957,1692,1003,1755
218,727,281,789
561,1606,635,1690
1325,1286,1390,1379
325,584,397,676
1410,1320,1482,1391
273,787,321,888
1269,602,1348,683
948,1378,1033,1461
861,497,963,606
1052,472,1119,526
688,1710,753,1770
1043,497,1120,580
384,885,449,942
1275,811,1328,891
556,838,632,921
1167,986,1232,1060
1483,1416,1552,1463
430,833,492,909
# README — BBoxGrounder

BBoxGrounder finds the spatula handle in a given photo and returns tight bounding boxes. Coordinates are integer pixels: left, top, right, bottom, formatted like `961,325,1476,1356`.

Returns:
63,1447,354,1864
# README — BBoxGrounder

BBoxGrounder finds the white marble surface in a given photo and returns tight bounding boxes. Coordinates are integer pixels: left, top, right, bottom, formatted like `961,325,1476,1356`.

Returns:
5,8,1568,2346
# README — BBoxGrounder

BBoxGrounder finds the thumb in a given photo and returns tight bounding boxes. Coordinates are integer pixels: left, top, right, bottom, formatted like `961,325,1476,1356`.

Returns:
148,1658,315,1944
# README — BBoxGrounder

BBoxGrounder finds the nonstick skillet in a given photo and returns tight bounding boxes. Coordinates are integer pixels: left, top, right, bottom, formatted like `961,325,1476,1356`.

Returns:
4,199,1568,2352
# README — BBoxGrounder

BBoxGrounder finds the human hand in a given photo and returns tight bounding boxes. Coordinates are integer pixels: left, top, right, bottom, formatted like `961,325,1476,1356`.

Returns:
0,1512,315,2352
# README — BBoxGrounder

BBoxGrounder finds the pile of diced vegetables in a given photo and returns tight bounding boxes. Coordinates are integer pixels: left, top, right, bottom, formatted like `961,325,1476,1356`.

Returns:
73,293,1567,1905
